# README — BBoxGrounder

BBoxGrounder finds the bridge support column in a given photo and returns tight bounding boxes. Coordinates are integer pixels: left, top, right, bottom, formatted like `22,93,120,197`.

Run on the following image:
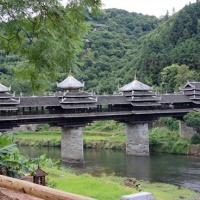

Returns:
179,120,197,138
126,123,149,156
61,127,84,163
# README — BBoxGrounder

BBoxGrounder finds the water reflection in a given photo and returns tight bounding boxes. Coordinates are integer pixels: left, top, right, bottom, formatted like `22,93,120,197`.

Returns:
19,146,200,192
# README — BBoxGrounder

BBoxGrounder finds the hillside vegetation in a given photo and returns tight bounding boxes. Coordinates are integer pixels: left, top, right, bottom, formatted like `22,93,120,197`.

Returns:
80,2,200,93
0,2,200,94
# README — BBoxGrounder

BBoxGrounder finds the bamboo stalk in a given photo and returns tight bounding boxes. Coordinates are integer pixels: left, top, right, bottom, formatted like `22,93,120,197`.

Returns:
0,175,96,200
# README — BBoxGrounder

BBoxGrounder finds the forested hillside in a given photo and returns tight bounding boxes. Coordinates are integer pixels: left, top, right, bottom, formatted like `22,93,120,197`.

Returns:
80,9,160,93
0,2,200,94
80,2,200,94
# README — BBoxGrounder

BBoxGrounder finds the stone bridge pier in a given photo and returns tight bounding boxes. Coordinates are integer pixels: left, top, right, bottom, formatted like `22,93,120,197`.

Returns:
61,126,84,163
61,122,150,163
125,123,149,156
179,120,197,138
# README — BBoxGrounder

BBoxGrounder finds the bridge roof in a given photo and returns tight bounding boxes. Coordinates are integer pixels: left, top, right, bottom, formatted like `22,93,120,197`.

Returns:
18,96,60,107
56,91,92,98
96,95,128,105
60,97,96,104
0,99,20,105
0,106,18,111
57,75,84,90
119,80,152,92
159,94,191,103
0,92,14,98
0,83,11,92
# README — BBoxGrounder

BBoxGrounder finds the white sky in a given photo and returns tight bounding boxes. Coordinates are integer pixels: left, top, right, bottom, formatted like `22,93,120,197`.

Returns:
101,0,197,17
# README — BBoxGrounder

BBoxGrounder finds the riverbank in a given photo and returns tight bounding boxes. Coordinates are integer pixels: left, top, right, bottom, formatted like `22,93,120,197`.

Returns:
11,126,200,156
44,167,199,200
1,166,199,200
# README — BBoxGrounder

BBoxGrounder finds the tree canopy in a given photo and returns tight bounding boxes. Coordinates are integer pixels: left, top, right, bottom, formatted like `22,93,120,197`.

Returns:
184,111,200,133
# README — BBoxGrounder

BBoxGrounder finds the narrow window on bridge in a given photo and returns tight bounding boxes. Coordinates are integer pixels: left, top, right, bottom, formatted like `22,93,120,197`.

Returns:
102,104,108,110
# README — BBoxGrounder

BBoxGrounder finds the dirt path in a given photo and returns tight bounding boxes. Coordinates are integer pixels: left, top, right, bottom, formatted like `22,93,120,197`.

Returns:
0,187,43,200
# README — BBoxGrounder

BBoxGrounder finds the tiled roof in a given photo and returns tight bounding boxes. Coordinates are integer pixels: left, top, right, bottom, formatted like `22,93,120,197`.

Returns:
96,95,128,105
0,106,18,111
192,100,200,104
0,83,10,92
123,91,155,97
34,168,48,176
57,75,84,90
0,93,14,98
119,80,152,92
60,97,97,104
183,91,200,95
127,96,160,102
189,95,200,100
180,82,200,90
18,96,60,107
159,94,191,103
0,99,20,105
56,91,92,98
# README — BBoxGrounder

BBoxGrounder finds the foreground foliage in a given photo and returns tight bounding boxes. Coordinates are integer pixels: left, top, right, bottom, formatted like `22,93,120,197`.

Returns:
0,0,102,91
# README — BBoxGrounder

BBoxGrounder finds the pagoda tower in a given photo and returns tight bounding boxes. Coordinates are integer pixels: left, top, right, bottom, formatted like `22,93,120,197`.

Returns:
179,82,200,107
119,76,160,109
57,74,96,163
119,76,160,156
0,83,19,130
0,83,19,113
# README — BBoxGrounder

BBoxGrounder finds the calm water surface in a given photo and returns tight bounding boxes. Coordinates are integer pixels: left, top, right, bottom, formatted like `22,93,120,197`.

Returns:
19,146,200,192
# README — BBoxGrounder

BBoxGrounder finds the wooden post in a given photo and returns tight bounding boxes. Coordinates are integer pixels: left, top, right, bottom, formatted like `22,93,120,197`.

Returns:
0,175,96,200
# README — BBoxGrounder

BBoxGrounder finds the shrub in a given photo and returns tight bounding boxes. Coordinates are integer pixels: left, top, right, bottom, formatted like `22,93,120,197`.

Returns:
160,117,179,131
191,134,200,144
171,141,188,154
36,124,50,131
183,111,200,133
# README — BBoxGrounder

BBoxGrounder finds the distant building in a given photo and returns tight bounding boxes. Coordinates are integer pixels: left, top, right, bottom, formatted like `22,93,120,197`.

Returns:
92,24,108,31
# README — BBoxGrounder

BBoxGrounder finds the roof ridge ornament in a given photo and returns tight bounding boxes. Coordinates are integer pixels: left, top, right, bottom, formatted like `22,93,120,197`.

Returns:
134,72,137,81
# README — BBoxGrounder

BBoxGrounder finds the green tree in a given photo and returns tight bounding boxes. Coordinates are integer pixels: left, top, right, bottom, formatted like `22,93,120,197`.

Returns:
161,64,179,93
183,111,200,133
0,0,102,90
175,64,194,91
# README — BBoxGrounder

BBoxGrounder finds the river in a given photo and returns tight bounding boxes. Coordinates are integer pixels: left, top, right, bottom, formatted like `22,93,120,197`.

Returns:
18,146,200,192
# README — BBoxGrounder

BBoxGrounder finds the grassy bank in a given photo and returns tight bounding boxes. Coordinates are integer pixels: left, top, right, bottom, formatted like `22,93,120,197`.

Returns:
43,167,199,200
11,120,196,154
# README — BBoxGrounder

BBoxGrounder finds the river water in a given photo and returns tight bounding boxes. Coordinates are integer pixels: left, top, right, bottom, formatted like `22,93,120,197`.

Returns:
18,146,200,192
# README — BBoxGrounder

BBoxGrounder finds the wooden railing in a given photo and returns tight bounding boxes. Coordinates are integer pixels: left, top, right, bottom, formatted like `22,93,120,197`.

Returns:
0,175,96,200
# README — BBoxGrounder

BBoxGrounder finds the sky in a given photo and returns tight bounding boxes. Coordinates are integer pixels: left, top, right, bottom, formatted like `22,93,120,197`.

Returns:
101,0,197,17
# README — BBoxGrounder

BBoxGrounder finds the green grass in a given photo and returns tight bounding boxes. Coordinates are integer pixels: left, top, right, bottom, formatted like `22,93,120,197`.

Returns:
84,120,125,134
44,167,200,200
83,135,107,140
14,133,61,139
107,134,126,141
